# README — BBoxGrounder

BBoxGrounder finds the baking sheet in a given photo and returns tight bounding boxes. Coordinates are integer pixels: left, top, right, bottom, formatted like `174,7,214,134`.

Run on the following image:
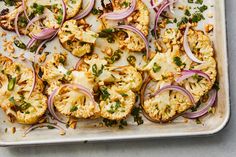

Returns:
0,0,230,146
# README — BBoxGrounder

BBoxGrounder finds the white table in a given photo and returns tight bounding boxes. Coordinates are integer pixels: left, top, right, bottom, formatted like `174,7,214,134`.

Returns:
0,0,235,156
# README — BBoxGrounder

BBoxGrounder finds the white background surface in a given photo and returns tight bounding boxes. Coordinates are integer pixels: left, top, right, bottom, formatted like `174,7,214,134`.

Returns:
0,0,235,156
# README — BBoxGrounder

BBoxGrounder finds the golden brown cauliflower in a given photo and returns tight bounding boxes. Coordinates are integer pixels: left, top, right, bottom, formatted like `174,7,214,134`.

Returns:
41,54,69,94
53,85,100,119
0,56,47,124
58,20,98,57
100,85,135,120
142,80,193,122
142,28,217,122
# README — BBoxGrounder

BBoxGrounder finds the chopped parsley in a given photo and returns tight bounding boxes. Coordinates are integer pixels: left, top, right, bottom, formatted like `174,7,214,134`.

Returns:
131,107,144,125
107,100,121,114
91,8,102,15
195,0,203,5
191,12,205,23
177,17,189,27
185,9,191,16
213,82,220,91
98,29,116,43
100,87,110,101
119,119,128,129
92,64,104,77
173,57,186,67
70,106,78,112
31,3,45,15
103,118,117,127
198,5,208,12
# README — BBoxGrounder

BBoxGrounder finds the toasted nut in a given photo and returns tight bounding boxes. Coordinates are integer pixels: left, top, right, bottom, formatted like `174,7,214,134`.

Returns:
205,24,214,33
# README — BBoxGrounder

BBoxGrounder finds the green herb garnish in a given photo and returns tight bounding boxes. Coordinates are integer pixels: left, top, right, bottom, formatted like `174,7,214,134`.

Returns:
100,87,110,101
153,63,161,73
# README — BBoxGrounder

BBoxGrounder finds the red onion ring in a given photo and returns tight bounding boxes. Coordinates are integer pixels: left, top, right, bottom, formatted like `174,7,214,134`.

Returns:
35,29,59,55
24,123,66,136
14,11,22,40
176,70,211,83
153,0,177,39
22,0,30,22
100,0,136,20
74,59,83,70
183,89,217,119
116,25,150,59
152,85,195,105
60,0,67,25
184,24,204,64
47,88,67,124
73,0,95,20
25,14,46,34
140,76,152,107
32,28,58,40
151,0,167,12
47,84,97,124
27,38,37,49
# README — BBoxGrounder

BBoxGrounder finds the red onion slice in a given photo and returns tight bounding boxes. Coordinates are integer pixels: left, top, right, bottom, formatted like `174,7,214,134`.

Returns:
35,29,59,55
73,0,95,20
22,0,30,22
153,0,177,39
116,25,150,59
14,11,22,40
176,70,211,83
32,28,58,40
25,14,46,34
74,59,83,70
27,38,37,49
184,24,204,64
60,0,67,25
24,123,66,136
100,0,136,20
153,85,195,105
151,0,167,12
47,84,97,124
183,89,217,119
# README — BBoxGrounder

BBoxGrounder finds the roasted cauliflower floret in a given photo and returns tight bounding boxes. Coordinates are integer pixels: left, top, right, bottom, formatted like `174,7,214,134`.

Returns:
71,70,96,92
27,0,82,20
0,56,47,124
144,51,181,81
187,29,214,61
0,6,27,34
41,54,69,94
3,91,47,124
53,85,100,118
100,86,135,120
143,80,193,122
118,30,146,52
180,57,217,101
109,66,143,92
112,0,150,36
58,20,98,57
126,0,150,36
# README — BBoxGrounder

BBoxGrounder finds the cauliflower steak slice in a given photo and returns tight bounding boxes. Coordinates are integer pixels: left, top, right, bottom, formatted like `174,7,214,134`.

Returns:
0,56,47,124
100,85,135,120
58,20,98,57
53,85,100,119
